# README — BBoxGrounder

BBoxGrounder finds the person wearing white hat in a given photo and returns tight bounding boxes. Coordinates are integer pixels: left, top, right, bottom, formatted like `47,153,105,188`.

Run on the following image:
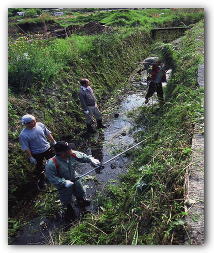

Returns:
19,114,56,190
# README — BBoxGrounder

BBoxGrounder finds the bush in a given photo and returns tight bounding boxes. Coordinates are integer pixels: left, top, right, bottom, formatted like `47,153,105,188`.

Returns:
8,38,64,91
25,9,41,18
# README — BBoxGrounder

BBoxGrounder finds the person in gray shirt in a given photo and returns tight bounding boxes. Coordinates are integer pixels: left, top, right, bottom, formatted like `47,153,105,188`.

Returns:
79,78,106,133
19,114,56,190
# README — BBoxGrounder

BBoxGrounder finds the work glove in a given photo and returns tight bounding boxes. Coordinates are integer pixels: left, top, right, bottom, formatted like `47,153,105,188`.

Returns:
50,140,57,146
90,157,101,167
84,110,90,115
29,157,37,165
64,180,74,188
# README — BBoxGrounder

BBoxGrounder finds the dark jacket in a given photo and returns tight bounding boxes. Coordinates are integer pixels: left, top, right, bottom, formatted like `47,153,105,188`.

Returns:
151,65,166,83
79,86,97,111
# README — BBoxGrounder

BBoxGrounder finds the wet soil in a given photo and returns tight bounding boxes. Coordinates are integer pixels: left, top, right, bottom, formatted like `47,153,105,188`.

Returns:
77,92,146,207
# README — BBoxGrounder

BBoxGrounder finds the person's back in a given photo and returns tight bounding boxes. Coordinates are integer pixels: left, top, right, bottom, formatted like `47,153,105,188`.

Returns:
79,86,96,109
78,78,106,133
151,65,166,84
145,63,165,104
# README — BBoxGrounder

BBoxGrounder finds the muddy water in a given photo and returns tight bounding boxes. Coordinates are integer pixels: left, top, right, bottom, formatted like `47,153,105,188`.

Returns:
11,87,146,245
78,92,145,209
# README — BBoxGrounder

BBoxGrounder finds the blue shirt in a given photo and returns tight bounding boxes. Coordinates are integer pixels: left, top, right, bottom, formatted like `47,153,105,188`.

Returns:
19,122,51,154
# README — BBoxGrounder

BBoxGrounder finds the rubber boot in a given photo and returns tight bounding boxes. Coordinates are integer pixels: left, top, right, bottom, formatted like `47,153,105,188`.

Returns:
87,124,96,133
158,99,165,107
65,204,77,221
145,98,149,104
96,119,106,129
37,173,47,191
76,198,91,215
76,198,91,208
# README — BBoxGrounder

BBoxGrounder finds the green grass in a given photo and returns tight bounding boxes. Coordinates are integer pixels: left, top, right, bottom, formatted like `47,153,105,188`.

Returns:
57,20,204,245
9,8,204,30
8,28,152,221
8,9,204,243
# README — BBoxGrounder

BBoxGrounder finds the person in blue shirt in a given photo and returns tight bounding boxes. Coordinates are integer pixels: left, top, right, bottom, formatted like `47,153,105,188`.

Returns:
19,114,56,190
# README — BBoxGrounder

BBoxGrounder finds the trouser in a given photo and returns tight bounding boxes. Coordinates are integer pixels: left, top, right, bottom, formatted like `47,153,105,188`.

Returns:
145,82,164,102
58,180,86,206
32,147,55,177
85,105,102,125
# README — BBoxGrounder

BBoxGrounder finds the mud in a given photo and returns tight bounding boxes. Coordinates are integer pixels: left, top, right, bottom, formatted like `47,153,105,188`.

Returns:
78,92,145,207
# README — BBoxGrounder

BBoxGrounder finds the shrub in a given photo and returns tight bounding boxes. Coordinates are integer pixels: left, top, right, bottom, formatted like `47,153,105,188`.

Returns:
8,38,64,91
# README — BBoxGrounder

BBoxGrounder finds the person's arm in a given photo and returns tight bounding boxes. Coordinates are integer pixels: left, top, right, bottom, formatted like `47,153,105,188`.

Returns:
47,133,56,145
88,86,97,103
70,150,100,166
24,149,32,158
24,150,37,164
39,123,56,145
19,135,37,164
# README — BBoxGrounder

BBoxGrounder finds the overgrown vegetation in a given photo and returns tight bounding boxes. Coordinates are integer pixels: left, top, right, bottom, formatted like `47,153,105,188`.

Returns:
8,8,204,244
8,24,152,220
9,8,204,34
56,21,204,245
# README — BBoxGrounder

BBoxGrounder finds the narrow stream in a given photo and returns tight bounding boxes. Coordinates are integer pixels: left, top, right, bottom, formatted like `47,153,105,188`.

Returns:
11,67,172,245
11,81,147,245
79,92,146,206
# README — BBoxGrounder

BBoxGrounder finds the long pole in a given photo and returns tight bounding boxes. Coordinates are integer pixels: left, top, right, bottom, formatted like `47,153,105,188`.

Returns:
76,140,144,180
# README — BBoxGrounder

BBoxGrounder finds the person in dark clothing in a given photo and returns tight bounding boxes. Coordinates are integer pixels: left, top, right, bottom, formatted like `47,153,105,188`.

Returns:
78,78,106,133
145,62,166,105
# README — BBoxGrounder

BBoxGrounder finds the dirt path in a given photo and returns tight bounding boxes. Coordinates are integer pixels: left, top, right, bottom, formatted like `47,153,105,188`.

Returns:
184,63,204,244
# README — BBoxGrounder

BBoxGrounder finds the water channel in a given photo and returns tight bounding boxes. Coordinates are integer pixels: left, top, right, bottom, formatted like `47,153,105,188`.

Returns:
11,69,171,245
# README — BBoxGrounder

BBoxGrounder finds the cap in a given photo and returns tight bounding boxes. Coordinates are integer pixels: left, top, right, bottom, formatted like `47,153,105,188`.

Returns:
142,56,160,65
80,78,89,85
21,114,36,124
54,141,73,154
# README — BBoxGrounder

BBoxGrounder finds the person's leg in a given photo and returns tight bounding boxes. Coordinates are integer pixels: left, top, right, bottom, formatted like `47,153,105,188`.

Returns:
145,82,156,103
44,147,55,160
156,83,164,104
32,152,45,176
32,152,47,190
85,107,96,133
64,203,76,221
33,149,55,190
42,147,56,185
73,181,90,208
60,188,77,221
93,106,106,129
